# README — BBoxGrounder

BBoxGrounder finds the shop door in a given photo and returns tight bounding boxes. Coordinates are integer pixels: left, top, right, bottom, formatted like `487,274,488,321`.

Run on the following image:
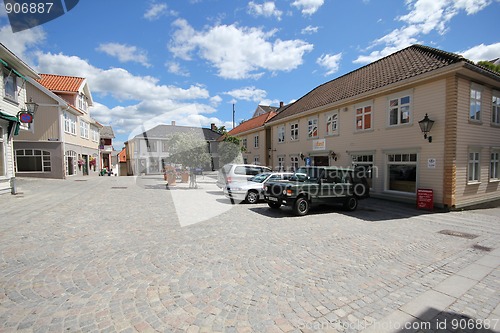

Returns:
314,156,329,166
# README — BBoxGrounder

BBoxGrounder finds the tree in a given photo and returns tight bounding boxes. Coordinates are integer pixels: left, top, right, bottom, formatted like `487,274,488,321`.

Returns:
211,124,245,165
477,61,500,74
166,132,212,170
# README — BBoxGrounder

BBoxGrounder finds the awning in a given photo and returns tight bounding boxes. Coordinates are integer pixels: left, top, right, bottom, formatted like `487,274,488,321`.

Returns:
0,58,27,80
0,111,20,137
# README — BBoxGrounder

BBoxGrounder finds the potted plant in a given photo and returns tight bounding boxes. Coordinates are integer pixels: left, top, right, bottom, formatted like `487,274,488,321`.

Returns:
77,159,85,169
181,168,190,182
89,157,96,171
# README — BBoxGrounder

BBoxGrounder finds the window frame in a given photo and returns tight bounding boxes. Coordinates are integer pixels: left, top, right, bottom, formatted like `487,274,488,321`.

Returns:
467,149,481,184
308,117,318,139
469,83,483,122
388,95,411,127
355,103,373,131
490,149,499,181
290,122,299,141
79,120,89,139
3,69,18,103
15,149,52,173
386,152,418,194
254,135,259,149
325,111,339,136
492,91,500,126
277,125,285,143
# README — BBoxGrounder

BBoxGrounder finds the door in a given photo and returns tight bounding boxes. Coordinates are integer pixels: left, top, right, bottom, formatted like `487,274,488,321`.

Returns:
314,156,329,166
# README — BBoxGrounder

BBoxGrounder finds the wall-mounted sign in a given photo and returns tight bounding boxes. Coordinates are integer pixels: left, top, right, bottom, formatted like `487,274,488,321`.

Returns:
313,139,326,151
18,111,33,123
428,158,436,169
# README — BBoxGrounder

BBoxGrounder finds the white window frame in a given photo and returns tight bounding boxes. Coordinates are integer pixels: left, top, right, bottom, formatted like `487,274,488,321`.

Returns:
325,111,339,136
388,95,411,127
290,122,299,141
290,155,299,172
277,156,285,171
254,135,259,149
468,149,481,184
277,125,285,143
15,149,52,173
80,120,89,139
470,83,482,122
254,156,260,165
492,91,500,125
78,93,88,113
308,117,318,138
386,152,418,194
490,149,499,181
3,69,17,103
356,103,373,131
242,138,247,150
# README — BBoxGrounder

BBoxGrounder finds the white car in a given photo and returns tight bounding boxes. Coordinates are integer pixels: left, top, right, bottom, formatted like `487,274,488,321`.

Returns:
223,172,294,204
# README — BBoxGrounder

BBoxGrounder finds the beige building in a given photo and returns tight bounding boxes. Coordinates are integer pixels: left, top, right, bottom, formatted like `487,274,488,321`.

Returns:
0,43,40,194
265,45,500,209
14,74,101,178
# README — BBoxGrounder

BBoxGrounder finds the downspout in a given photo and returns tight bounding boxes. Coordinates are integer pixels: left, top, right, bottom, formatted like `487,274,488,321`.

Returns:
60,105,70,179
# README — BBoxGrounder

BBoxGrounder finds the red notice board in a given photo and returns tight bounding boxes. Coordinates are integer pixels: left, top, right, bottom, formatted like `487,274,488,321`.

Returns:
417,189,433,211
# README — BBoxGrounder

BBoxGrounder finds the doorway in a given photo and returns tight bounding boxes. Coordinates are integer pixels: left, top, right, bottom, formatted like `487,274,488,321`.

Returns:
314,156,329,166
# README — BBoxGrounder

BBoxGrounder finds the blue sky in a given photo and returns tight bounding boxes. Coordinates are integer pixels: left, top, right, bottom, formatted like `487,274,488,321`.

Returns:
1,0,499,149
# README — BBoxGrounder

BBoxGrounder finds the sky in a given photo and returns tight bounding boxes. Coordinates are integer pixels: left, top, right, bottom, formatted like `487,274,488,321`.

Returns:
0,0,499,149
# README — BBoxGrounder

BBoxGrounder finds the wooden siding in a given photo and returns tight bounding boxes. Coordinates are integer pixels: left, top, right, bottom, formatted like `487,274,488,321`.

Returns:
443,75,459,208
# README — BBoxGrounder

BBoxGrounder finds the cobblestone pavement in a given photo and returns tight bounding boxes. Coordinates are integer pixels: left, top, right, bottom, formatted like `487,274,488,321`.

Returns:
0,175,499,333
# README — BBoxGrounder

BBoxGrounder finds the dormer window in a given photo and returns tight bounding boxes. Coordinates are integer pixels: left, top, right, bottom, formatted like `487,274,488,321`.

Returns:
78,93,88,112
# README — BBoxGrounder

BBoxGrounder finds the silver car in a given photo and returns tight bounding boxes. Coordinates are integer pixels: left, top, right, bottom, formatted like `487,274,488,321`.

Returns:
223,172,294,204
216,164,272,189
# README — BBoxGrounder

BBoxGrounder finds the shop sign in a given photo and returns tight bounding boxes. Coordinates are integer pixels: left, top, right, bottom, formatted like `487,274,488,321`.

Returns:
417,188,433,211
313,139,326,151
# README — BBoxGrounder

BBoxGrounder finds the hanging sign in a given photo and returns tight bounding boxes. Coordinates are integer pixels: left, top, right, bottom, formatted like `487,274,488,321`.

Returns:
18,111,33,123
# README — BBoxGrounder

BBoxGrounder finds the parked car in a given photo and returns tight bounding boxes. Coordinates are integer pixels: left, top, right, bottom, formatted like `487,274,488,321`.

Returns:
216,164,272,188
263,166,369,216
223,172,294,204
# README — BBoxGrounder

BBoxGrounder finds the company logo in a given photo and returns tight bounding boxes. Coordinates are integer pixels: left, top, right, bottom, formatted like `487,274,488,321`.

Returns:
3,0,79,32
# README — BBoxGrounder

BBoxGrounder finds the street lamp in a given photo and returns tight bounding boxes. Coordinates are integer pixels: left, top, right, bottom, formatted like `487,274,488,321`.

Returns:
418,113,434,143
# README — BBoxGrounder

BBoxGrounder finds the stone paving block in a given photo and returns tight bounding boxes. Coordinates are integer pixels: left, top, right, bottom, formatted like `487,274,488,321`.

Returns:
433,275,477,298
456,263,494,281
400,290,455,322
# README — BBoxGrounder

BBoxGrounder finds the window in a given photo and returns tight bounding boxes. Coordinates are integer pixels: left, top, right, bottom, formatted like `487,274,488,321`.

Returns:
290,123,299,141
278,156,285,171
242,138,247,150
15,149,51,172
254,156,260,165
278,125,285,143
0,127,4,176
66,150,77,176
78,93,88,112
91,127,99,142
3,70,17,102
356,105,372,130
326,112,338,135
162,141,169,152
290,155,299,171
352,154,374,188
468,151,480,183
492,92,500,125
64,112,77,135
389,96,410,126
146,140,157,152
387,153,417,193
308,118,318,138
254,135,259,148
80,120,89,139
490,151,499,181
470,85,482,121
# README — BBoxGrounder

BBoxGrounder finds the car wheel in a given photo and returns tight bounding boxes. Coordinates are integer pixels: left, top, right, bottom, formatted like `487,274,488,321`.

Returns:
268,202,281,209
343,196,358,211
293,197,310,216
245,190,259,204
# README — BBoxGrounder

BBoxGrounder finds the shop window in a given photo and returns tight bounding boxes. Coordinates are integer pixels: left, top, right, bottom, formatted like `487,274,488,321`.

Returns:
387,153,417,193
16,149,51,172
352,154,374,188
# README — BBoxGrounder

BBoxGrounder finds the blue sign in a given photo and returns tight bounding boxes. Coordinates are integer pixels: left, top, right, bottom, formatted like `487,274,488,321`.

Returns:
305,157,311,166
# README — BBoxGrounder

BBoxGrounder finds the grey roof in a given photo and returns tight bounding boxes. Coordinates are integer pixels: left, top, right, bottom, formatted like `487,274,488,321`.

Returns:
134,124,222,141
100,126,115,139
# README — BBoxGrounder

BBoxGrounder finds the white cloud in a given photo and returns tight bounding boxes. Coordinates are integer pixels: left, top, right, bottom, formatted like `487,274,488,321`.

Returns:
248,1,283,20
96,43,151,67
317,52,342,76
210,95,223,107
168,18,314,79
301,25,319,34
144,2,175,20
291,0,325,15
459,42,500,62
166,61,190,76
0,25,46,65
354,0,495,64
224,86,267,102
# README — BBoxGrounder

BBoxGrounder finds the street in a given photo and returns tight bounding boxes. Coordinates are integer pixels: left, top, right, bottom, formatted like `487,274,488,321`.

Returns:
0,175,499,333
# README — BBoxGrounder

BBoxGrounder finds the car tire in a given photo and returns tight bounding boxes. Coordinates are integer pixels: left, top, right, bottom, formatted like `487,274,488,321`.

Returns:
245,190,259,204
343,196,358,211
293,197,310,216
268,202,281,209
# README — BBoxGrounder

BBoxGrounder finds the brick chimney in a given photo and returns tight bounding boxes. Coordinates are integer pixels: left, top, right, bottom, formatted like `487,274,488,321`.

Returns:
171,121,176,126
211,123,217,131
279,101,284,108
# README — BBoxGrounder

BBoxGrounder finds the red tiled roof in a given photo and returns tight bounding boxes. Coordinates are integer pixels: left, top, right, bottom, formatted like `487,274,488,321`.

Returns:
269,44,498,123
228,111,277,136
37,73,85,93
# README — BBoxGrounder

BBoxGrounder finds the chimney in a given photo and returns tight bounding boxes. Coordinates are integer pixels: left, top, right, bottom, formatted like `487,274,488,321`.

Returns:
211,123,216,131
279,101,284,108
171,121,176,126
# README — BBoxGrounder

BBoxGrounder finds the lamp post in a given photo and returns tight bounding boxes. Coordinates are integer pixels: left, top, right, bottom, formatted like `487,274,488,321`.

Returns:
17,98,38,124
418,113,435,143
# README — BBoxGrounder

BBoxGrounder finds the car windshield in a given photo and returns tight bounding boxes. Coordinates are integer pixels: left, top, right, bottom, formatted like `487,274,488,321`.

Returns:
294,167,322,181
249,173,271,183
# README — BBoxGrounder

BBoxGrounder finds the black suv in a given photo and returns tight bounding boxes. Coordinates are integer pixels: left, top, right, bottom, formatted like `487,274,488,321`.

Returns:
263,166,369,216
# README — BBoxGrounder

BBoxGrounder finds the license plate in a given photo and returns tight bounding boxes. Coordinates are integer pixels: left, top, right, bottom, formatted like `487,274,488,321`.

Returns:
268,196,278,202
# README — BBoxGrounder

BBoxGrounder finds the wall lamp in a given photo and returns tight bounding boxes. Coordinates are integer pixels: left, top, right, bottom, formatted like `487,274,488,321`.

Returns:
17,98,38,124
418,113,434,143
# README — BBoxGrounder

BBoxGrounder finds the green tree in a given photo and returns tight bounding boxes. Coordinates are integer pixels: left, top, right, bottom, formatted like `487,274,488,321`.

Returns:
166,132,212,169
211,124,245,165
477,61,500,74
